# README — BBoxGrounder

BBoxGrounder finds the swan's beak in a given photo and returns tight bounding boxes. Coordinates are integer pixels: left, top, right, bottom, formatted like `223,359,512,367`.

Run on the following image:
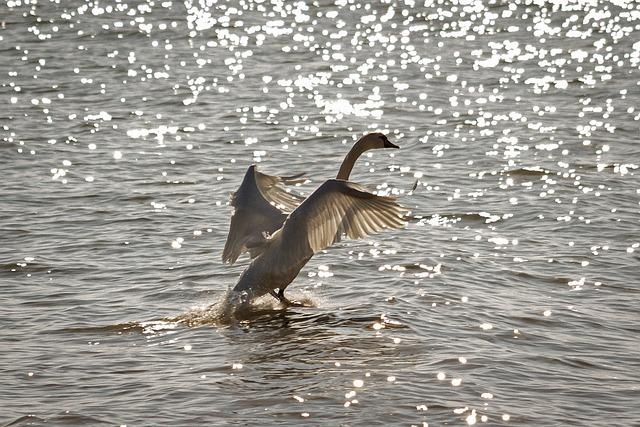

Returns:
384,139,399,149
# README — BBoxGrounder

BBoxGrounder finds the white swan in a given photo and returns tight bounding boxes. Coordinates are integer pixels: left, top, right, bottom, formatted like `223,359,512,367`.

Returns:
223,133,398,264
226,132,408,306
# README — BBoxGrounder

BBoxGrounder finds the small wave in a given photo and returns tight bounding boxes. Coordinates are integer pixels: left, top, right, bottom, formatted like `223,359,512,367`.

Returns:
504,167,550,177
2,413,113,427
2,415,46,427
0,260,56,274
436,212,510,224
59,322,151,335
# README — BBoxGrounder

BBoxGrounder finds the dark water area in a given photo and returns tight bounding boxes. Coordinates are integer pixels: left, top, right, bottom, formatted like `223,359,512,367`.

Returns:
1,0,639,425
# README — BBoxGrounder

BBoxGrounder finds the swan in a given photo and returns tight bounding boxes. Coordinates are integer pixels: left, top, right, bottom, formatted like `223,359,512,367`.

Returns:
223,133,400,265
225,132,408,306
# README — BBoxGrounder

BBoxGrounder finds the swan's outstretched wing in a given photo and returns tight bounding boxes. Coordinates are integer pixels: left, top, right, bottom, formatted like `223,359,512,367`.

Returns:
222,165,305,264
268,179,408,270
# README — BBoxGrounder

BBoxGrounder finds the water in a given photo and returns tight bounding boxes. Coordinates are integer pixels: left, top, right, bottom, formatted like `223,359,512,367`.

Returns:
2,0,640,425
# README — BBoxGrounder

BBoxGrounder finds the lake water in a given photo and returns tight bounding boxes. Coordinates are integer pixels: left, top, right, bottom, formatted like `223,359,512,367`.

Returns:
2,0,640,425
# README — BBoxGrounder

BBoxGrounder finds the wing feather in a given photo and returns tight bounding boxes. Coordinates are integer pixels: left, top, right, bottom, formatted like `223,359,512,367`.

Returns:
270,179,409,273
222,165,305,264
253,169,305,212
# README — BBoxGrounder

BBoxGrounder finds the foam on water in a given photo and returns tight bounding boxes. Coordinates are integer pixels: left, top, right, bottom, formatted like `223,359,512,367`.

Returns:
165,290,321,327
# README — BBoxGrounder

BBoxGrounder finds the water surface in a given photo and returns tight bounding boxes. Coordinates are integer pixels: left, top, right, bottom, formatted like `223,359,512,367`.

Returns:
2,0,640,425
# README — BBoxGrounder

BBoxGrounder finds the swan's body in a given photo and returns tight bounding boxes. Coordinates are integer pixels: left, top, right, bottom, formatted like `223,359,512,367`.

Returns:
224,133,408,305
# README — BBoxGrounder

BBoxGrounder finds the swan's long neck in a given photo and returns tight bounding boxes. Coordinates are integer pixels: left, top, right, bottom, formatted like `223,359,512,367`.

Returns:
336,142,368,180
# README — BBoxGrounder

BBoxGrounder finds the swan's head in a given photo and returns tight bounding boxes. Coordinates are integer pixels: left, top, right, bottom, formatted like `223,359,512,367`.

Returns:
337,132,400,180
357,132,399,151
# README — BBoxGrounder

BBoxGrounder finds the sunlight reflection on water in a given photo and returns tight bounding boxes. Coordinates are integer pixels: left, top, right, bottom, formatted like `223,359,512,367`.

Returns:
2,0,640,425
